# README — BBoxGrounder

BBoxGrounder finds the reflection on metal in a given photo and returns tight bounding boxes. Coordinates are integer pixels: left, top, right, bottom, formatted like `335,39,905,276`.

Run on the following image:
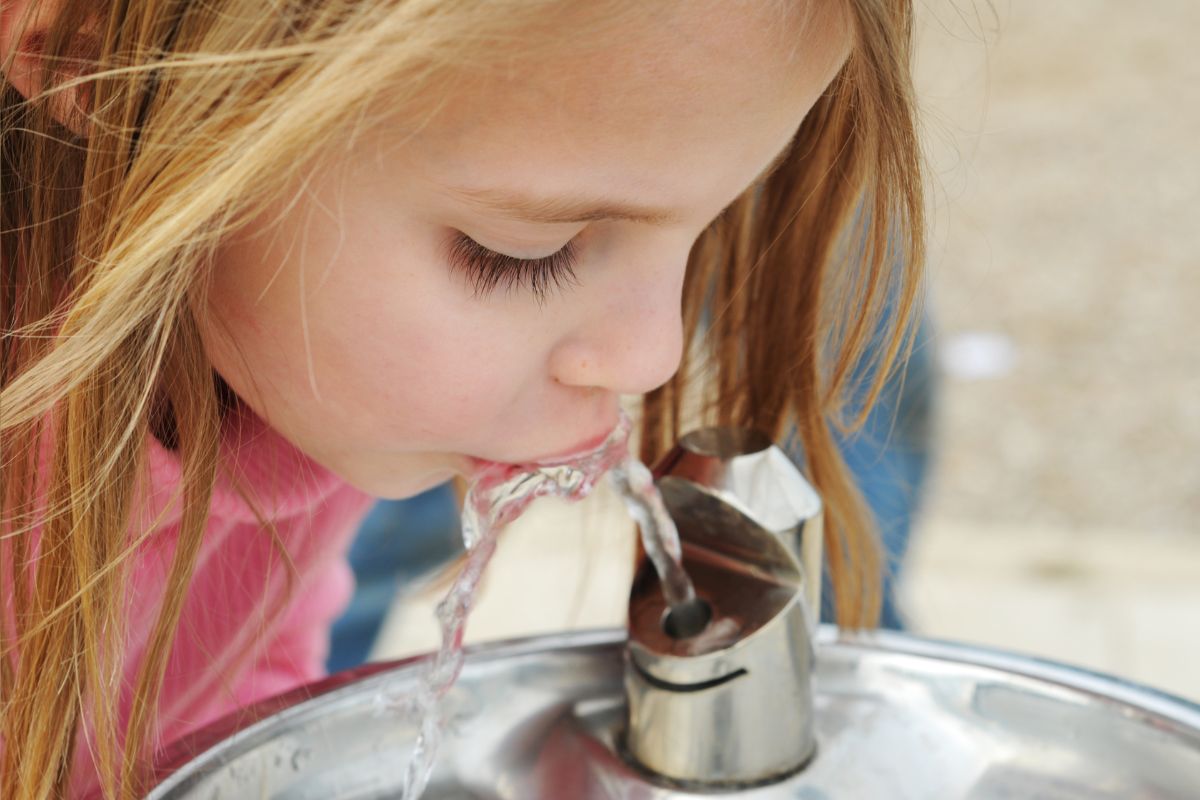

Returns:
652,428,823,617
148,628,1200,799
623,427,822,785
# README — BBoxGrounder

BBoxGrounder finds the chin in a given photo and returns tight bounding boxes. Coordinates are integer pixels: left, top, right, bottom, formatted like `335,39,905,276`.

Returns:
343,464,464,501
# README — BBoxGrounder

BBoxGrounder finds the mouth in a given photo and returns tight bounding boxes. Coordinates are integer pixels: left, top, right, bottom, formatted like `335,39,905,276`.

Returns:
532,429,620,464
469,415,631,472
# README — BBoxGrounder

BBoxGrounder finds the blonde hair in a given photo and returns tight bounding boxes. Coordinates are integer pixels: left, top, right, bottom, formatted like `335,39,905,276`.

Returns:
1,0,923,796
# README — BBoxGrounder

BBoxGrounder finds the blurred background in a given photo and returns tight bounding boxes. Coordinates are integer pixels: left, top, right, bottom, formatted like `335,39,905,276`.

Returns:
905,1,1200,699
358,2,1200,703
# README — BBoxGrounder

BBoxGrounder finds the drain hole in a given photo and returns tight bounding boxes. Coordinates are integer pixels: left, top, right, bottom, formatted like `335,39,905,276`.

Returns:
662,598,713,639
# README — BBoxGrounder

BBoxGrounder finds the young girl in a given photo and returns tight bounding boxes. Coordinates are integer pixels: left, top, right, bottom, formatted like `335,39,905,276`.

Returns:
0,0,924,796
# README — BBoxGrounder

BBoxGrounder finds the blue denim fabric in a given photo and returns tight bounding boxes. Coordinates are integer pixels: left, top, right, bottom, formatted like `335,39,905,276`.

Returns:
326,483,462,672
824,314,936,629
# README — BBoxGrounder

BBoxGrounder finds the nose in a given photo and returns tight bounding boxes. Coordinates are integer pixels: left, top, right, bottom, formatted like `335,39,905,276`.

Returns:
548,267,686,396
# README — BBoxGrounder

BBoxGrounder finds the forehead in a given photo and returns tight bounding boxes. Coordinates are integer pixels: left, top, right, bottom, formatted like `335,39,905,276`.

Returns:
381,1,852,216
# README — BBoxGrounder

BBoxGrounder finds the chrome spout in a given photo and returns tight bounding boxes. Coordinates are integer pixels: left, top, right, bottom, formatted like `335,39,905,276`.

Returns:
651,428,824,618
624,427,824,787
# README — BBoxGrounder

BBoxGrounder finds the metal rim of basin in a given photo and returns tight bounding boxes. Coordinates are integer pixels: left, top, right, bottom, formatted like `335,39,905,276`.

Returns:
147,626,1200,797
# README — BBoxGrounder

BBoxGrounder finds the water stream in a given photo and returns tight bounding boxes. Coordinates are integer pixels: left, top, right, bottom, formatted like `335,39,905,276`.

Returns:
392,410,696,799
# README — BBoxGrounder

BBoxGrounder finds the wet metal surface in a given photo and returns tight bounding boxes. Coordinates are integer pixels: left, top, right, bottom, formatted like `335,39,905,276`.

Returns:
150,627,1200,799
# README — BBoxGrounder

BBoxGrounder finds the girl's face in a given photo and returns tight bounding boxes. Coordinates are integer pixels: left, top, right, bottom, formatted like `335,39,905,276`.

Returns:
202,1,852,498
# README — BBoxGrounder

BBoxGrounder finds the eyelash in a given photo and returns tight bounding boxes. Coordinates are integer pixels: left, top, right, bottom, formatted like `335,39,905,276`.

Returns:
447,233,580,302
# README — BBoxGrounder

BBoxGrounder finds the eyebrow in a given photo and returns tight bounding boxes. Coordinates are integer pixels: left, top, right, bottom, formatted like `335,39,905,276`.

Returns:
448,186,682,226
445,138,796,227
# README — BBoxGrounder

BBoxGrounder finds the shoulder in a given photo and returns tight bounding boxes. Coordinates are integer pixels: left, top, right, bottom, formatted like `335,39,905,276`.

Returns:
142,404,373,533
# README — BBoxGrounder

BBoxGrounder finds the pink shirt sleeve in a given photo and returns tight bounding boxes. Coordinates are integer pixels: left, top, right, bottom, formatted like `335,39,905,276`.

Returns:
230,554,357,706
130,405,376,744
59,403,376,797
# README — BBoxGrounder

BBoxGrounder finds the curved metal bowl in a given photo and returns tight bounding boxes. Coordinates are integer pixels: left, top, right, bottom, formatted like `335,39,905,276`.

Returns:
148,627,1200,799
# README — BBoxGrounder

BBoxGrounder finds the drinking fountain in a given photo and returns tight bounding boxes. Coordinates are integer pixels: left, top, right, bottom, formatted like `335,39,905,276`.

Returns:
147,428,1200,799
624,427,821,787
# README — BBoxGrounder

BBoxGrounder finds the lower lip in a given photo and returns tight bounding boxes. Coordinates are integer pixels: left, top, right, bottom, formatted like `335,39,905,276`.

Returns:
536,430,617,463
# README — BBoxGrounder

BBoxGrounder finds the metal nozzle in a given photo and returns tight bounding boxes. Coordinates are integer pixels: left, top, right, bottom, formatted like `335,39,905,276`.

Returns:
624,427,823,787
651,428,823,618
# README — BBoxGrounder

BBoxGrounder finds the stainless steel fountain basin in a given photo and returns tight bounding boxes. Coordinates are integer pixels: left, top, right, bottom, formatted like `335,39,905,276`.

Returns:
149,627,1200,799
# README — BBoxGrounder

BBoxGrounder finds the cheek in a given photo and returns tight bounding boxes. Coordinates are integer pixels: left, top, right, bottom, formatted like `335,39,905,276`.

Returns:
207,170,557,451
306,247,544,443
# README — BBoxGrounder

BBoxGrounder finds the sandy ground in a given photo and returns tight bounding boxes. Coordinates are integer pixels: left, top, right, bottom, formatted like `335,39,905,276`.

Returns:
915,2,1200,533
905,1,1200,699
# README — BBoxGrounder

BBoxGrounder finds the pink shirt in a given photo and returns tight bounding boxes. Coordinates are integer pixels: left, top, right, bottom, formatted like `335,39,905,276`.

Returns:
72,404,374,790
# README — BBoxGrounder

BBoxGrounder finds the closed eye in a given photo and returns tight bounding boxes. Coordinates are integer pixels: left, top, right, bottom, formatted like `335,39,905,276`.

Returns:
446,232,580,303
